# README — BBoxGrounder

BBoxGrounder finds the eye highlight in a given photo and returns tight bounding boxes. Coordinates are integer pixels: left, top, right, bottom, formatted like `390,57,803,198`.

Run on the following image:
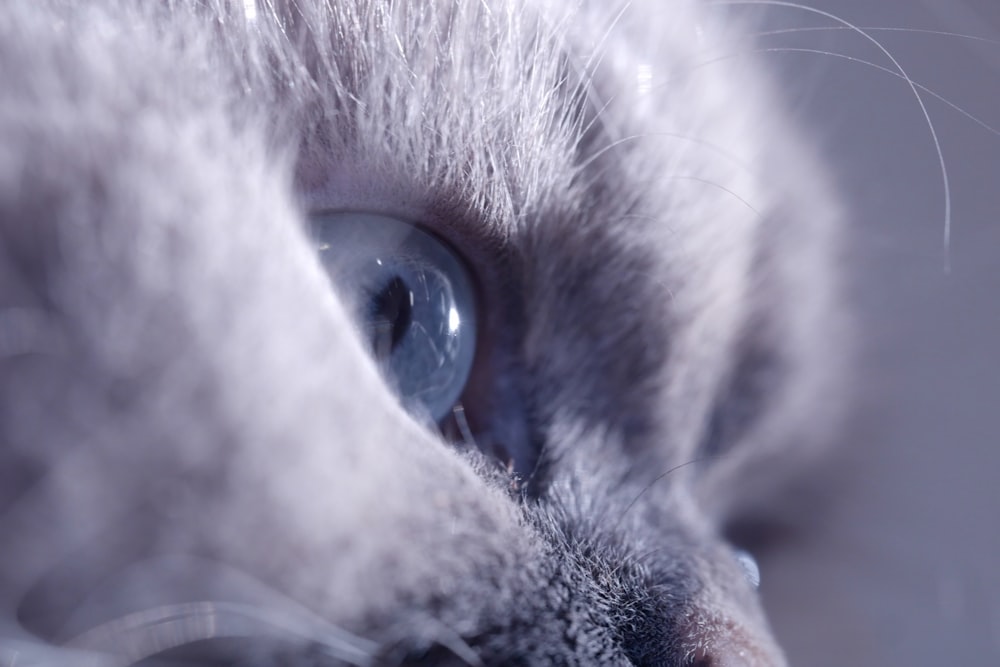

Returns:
311,213,478,424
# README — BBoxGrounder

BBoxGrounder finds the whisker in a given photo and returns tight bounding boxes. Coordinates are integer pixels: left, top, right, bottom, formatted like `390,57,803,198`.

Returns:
68,601,379,667
379,616,483,667
758,46,1000,138
415,622,482,667
613,456,720,531
668,176,762,218
0,638,118,667
715,0,952,270
756,25,1000,48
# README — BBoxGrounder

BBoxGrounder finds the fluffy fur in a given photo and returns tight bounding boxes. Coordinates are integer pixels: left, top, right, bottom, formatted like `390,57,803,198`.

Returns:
0,1,846,665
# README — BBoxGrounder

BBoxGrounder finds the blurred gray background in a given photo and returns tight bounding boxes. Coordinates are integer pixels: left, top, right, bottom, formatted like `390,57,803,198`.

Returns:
735,0,1000,664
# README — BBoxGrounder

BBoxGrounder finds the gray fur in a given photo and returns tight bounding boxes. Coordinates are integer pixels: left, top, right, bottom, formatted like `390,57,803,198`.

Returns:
0,1,846,665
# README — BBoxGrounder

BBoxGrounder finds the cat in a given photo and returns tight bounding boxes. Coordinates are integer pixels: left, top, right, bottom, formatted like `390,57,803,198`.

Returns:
0,0,847,665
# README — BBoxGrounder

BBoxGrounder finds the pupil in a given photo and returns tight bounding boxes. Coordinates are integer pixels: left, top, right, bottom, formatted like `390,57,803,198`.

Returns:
370,275,412,359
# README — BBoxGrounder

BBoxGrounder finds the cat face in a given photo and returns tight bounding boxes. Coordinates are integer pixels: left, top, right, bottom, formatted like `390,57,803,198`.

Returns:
0,1,845,665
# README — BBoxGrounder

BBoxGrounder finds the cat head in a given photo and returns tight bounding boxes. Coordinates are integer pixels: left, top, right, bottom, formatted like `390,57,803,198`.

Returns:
0,1,847,664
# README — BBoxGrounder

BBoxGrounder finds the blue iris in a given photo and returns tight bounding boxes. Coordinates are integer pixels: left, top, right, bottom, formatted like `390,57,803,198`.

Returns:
312,213,477,423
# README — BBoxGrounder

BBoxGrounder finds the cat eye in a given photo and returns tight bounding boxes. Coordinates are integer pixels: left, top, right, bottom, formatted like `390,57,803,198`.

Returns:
311,213,478,424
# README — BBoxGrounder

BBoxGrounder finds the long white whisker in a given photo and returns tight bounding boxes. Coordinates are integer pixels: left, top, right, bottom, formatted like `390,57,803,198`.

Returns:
715,0,953,270
68,602,379,667
758,46,1000,138
757,25,1000,48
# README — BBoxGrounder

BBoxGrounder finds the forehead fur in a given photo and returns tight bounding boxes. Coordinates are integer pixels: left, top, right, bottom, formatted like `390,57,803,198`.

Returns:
212,0,771,234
